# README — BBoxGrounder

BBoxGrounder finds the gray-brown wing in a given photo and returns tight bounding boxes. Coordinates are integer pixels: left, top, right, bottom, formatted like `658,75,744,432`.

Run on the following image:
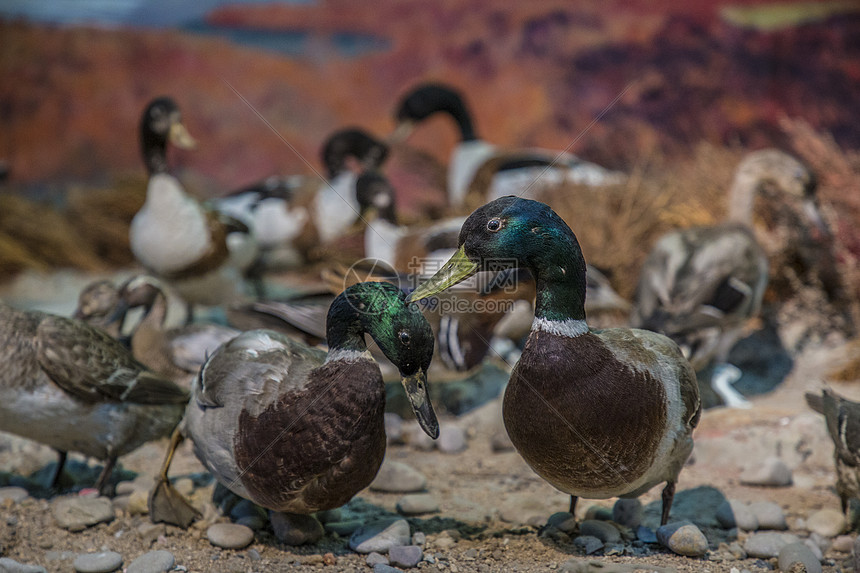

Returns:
195,329,327,417
35,314,188,405
633,224,768,336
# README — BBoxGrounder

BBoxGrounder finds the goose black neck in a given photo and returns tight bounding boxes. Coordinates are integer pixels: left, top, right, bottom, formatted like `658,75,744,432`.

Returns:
141,126,168,175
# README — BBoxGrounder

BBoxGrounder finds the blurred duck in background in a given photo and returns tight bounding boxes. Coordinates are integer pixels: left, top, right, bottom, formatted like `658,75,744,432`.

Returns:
0,302,187,494
129,97,256,318
631,149,830,408
212,128,390,288
390,83,623,210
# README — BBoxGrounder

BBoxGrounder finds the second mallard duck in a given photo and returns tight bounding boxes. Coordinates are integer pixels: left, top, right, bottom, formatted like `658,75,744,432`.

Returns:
409,196,700,525
151,281,439,528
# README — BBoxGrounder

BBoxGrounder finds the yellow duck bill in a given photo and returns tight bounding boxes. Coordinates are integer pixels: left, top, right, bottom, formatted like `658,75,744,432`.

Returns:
401,369,439,439
407,246,479,303
169,122,198,150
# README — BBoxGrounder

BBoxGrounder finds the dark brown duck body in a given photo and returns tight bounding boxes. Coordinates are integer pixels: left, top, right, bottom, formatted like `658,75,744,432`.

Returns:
505,329,668,497
234,358,387,513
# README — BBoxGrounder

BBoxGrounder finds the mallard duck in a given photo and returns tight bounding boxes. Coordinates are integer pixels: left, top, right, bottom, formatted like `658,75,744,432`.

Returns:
391,83,623,209
408,196,701,525
150,281,439,528
108,275,240,383
129,97,255,312
805,389,860,514
0,303,188,493
631,149,827,407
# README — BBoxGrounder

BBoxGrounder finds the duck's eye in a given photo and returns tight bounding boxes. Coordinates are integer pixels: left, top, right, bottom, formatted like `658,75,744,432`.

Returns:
487,218,502,232
399,331,411,344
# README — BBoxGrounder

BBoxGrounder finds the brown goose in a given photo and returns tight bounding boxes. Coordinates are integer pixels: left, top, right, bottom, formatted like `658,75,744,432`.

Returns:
0,303,188,493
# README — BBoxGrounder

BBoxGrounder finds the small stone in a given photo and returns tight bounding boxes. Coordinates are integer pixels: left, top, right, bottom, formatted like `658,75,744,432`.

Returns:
370,461,427,493
230,500,267,531
579,520,621,544
136,522,165,546
636,526,658,544
127,490,149,515
247,548,261,561
373,565,404,573
749,501,787,531
744,532,801,558
403,421,436,451
433,535,456,549
173,478,194,496
573,535,604,555
315,508,342,524
584,506,613,521
206,523,254,549
437,426,467,454
716,499,759,531
806,508,845,538
777,542,822,573
322,553,336,566
490,430,515,452
115,481,137,496
389,545,423,568
656,521,709,557
73,552,123,573
0,487,28,504
612,499,643,529
349,518,411,553
366,552,389,566
385,413,405,444
739,457,792,487
324,519,364,536
269,512,323,545
52,497,115,531
802,538,823,562
547,512,577,535
396,493,439,515
0,559,47,573
830,534,854,552
412,532,426,546
126,550,174,573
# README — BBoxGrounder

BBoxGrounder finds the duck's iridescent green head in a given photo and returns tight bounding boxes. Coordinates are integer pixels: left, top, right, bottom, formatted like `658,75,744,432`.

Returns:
328,282,438,438
409,196,588,321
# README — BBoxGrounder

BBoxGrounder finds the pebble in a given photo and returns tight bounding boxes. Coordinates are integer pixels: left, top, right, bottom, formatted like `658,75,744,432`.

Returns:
656,521,709,557
412,532,426,546
777,542,822,573
0,558,48,573
584,505,613,521
126,550,175,573
396,493,439,515
388,545,423,568
636,526,658,544
739,457,792,487
716,499,759,531
573,535,604,555
247,549,262,561
206,523,254,549
52,497,115,531
0,487,28,504
230,500,267,531
315,508,342,524
490,430,515,452
831,535,854,552
612,499,643,529
403,421,436,451
173,478,194,496
744,532,801,558
802,538,824,562
366,552,390,566
73,552,123,573
806,508,845,537
579,520,621,544
437,426,467,453
385,413,405,444
349,518,411,553
749,501,787,530
370,461,427,493
126,490,149,515
373,565,404,573
547,512,577,535
136,522,165,545
269,512,323,545
324,519,364,536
